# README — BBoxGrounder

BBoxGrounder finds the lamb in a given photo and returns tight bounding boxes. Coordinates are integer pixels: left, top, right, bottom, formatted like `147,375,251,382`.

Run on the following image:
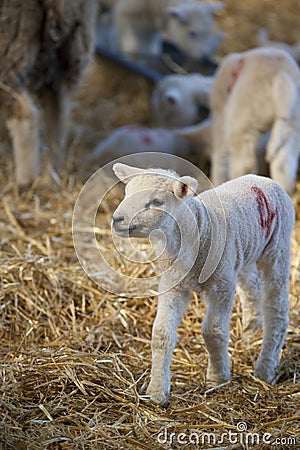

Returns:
86,123,212,167
152,73,214,128
257,28,300,63
113,0,224,60
112,163,294,406
0,0,96,187
210,47,300,194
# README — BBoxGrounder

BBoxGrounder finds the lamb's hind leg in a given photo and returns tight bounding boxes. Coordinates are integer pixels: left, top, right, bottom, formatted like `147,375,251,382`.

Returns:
269,141,299,195
255,250,290,384
202,280,236,385
228,131,260,179
237,263,263,336
6,91,39,187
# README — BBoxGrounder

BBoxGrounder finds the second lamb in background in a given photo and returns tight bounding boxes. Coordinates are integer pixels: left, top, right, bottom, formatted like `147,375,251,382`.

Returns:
210,47,300,194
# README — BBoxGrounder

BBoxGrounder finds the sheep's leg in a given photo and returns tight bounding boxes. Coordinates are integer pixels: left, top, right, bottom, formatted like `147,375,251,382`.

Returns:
237,263,263,336
266,71,297,162
211,111,230,185
202,282,236,385
228,132,259,179
146,287,190,406
269,141,299,195
41,87,70,174
255,253,290,384
6,91,39,187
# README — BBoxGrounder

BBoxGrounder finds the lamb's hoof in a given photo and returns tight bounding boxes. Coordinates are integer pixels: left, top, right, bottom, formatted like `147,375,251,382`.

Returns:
146,384,170,408
254,366,275,385
206,377,231,389
206,371,231,388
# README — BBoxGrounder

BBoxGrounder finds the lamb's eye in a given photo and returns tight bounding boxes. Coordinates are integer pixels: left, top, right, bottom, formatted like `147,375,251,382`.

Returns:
145,199,164,209
189,30,199,39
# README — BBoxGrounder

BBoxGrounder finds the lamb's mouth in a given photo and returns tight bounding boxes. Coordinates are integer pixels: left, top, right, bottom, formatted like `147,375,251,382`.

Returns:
113,224,141,236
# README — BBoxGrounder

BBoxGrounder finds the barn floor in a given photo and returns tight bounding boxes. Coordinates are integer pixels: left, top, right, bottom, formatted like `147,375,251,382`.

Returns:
1,1,300,449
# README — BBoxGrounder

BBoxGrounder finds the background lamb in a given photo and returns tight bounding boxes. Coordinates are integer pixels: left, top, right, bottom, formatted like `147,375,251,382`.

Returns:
210,47,300,194
152,73,214,128
113,0,224,60
86,123,212,169
0,0,96,187
151,72,268,175
112,163,294,406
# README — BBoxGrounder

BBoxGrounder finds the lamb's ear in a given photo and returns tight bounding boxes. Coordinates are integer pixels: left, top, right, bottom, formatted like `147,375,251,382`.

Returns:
167,7,188,24
172,176,198,198
113,163,145,184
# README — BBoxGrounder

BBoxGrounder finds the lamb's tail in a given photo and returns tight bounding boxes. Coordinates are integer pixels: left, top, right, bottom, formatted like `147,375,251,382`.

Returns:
257,28,270,47
266,71,299,162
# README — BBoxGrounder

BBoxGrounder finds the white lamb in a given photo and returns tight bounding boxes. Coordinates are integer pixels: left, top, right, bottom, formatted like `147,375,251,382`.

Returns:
113,0,224,60
152,73,214,128
0,0,96,187
112,163,294,406
86,123,211,167
210,47,300,194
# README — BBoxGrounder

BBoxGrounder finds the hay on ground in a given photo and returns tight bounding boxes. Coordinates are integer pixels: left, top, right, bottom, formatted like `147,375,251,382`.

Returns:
1,0,300,448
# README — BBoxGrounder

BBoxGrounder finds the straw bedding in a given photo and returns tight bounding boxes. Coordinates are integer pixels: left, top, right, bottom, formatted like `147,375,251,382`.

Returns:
1,0,300,448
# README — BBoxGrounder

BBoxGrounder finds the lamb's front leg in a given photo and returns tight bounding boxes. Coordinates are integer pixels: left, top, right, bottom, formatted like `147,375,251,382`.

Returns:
146,285,190,406
202,281,236,385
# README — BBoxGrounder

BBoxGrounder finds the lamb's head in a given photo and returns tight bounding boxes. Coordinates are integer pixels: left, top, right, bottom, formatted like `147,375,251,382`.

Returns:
152,74,212,128
112,163,198,238
166,2,224,60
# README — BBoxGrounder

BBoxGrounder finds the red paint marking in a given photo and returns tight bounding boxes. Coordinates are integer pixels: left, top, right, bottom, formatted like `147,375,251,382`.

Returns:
141,132,153,145
251,186,278,240
227,57,245,94
126,126,153,144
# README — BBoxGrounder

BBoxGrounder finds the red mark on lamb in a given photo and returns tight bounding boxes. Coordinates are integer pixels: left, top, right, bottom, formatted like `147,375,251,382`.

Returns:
141,132,153,145
126,126,153,144
251,186,278,240
227,58,245,94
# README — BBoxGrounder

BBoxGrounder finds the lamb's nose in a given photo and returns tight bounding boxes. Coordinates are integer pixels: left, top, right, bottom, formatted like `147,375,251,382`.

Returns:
112,215,124,224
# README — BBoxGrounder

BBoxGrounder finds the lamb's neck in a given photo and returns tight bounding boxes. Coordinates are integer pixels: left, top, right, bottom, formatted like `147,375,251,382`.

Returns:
156,197,211,262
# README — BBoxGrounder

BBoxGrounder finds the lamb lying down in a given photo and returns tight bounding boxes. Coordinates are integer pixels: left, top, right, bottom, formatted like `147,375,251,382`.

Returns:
112,163,294,406
86,123,212,170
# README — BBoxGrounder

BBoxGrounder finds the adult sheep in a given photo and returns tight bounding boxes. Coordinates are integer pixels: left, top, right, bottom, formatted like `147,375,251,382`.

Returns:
210,47,300,194
0,0,96,187
112,163,294,406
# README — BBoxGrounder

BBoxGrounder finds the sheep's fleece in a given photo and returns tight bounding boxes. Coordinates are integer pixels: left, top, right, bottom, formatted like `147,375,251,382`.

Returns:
112,163,294,406
0,0,96,186
210,47,300,194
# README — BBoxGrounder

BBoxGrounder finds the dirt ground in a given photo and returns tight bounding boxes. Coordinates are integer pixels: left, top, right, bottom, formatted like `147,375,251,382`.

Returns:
0,1,300,449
